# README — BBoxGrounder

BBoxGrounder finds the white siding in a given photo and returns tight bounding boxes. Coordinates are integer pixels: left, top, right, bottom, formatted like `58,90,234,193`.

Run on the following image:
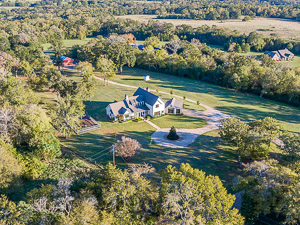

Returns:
152,98,165,117
106,106,116,120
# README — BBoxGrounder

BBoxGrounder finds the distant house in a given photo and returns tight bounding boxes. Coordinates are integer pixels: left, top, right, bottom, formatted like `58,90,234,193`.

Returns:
144,75,150,81
60,56,75,67
165,98,184,115
106,87,183,121
264,49,294,61
130,43,144,50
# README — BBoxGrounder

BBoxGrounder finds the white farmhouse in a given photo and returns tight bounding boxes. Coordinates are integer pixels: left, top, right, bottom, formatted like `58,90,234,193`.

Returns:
106,87,183,121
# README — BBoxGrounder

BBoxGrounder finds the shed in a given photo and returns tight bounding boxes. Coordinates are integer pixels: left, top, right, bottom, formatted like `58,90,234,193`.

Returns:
144,75,150,81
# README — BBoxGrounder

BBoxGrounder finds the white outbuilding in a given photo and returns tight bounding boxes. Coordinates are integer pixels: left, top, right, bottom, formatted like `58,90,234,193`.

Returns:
144,75,150,81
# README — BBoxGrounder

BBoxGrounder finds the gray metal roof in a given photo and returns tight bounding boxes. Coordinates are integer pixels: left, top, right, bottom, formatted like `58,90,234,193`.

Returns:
165,98,184,108
108,95,149,116
133,87,159,106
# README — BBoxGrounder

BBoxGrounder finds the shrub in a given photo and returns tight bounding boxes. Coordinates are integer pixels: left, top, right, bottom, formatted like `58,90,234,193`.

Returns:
114,136,141,158
197,100,200,105
242,16,251,22
183,96,186,100
167,126,179,140
170,90,173,95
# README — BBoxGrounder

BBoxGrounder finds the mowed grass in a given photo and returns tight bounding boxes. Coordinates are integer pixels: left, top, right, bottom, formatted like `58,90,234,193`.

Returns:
63,126,241,186
113,67,300,132
36,69,284,186
116,15,300,41
42,38,95,51
151,115,207,129
36,70,239,185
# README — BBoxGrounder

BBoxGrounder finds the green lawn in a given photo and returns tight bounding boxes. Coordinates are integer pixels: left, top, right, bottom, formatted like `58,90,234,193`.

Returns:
36,69,286,187
63,128,242,187
42,37,95,51
113,67,300,132
151,115,207,129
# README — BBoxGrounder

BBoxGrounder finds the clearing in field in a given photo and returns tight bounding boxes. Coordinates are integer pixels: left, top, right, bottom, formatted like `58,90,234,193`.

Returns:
116,15,300,41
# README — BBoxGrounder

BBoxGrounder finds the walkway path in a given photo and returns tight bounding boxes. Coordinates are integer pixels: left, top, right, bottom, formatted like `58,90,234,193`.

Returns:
145,120,161,130
95,76,229,148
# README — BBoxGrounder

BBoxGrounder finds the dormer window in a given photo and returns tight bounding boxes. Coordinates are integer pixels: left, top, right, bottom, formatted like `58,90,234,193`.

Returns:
155,104,159,108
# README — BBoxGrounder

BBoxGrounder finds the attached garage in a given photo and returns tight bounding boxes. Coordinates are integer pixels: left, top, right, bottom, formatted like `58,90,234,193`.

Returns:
165,98,184,115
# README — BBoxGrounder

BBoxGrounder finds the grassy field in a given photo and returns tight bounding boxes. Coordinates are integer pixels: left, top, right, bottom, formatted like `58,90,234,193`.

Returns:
42,38,95,51
37,70,241,185
116,15,300,41
151,115,207,129
36,68,290,186
113,68,300,132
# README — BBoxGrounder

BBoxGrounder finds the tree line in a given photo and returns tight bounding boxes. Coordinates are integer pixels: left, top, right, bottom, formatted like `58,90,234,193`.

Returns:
1,0,299,21
0,4,299,54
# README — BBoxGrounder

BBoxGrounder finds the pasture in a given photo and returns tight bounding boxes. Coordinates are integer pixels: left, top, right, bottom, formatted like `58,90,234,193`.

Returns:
116,15,300,41
38,70,241,185
113,67,300,132
38,66,297,186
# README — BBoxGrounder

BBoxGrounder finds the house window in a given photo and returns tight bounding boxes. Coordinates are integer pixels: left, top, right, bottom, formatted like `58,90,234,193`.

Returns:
155,104,159,108
168,108,174,114
154,111,160,117
176,109,181,114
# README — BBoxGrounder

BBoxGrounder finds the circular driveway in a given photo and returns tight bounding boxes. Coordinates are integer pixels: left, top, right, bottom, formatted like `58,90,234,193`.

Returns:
149,108,229,148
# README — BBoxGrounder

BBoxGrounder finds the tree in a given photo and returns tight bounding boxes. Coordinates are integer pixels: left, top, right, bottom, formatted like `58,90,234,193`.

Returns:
241,43,251,53
0,76,38,106
166,38,181,54
0,143,23,189
229,73,242,94
280,131,300,162
144,36,160,48
236,160,299,224
0,35,10,52
219,117,249,167
50,36,64,69
167,126,179,140
29,178,75,224
20,60,34,77
51,95,85,139
106,41,136,73
0,106,16,143
75,61,94,82
234,44,242,53
220,117,281,165
97,163,158,223
242,16,251,22
63,197,100,225
0,194,30,225
160,163,244,224
114,136,141,158
96,56,116,86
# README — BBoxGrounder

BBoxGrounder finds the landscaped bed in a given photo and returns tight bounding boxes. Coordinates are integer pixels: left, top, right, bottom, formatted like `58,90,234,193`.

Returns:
151,115,207,129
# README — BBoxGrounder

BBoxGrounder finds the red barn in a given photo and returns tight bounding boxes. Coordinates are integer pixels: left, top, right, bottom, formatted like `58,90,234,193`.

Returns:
60,56,74,67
